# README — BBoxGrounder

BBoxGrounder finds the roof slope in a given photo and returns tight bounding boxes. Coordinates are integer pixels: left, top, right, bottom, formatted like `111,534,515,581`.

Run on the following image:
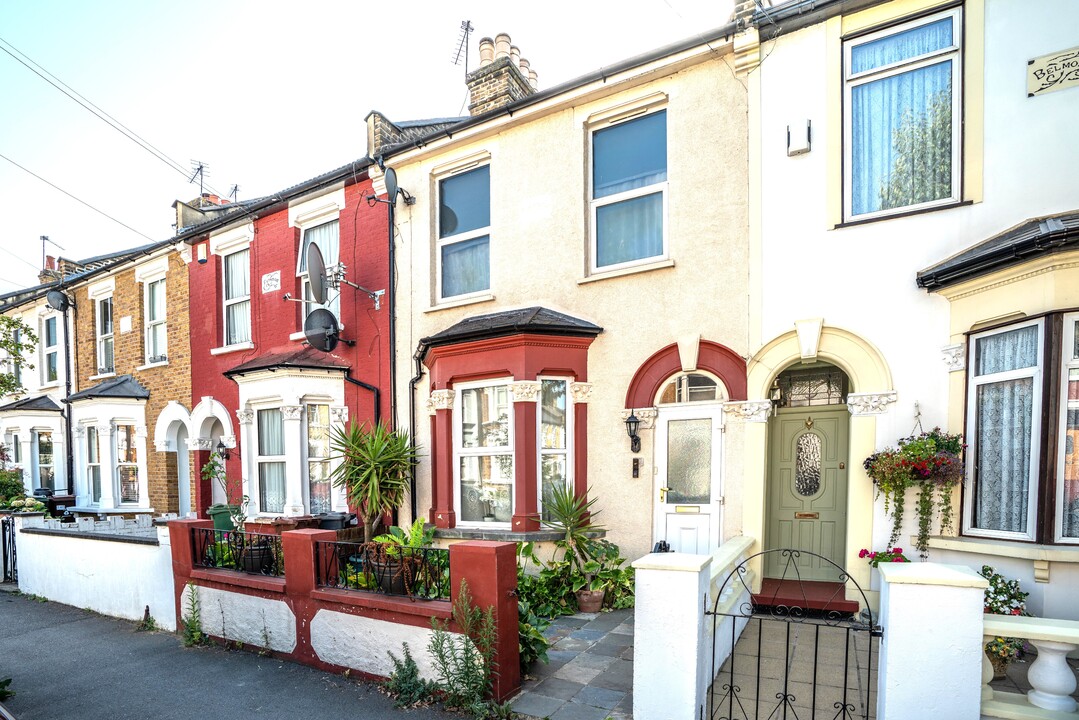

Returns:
0,395,62,413
224,345,351,378
419,306,603,352
67,374,150,403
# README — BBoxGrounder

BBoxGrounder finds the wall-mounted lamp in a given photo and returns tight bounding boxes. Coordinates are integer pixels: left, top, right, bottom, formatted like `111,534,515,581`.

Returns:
769,379,783,415
216,440,231,461
625,413,641,454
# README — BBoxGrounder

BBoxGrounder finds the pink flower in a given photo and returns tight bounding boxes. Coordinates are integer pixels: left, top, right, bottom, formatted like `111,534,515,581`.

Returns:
892,557,903,562
892,548,903,554
869,552,877,559
858,549,868,558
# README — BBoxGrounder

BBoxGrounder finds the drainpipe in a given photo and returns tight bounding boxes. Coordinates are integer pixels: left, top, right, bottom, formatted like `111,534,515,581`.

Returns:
407,345,427,523
387,201,397,430
343,371,380,427
62,300,74,496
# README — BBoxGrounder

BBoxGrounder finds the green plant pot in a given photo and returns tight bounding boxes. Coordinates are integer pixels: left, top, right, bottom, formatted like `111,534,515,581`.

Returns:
207,504,239,531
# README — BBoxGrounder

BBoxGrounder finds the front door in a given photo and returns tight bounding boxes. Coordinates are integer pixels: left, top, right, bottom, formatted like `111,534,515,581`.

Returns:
766,406,849,580
654,405,723,554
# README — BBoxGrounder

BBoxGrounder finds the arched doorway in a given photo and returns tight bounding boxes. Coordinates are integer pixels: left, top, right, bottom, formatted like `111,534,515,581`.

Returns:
764,362,850,581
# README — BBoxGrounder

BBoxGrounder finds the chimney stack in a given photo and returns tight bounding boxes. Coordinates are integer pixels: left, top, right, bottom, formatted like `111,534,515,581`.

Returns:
38,255,61,284
466,32,538,116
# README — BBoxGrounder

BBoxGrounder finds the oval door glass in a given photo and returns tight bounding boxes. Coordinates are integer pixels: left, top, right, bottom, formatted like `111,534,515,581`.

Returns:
795,432,822,496
667,418,711,503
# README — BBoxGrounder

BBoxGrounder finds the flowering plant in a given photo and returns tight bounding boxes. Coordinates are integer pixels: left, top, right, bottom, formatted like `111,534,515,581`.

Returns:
0,495,46,513
864,428,964,556
858,547,910,568
985,636,1024,663
979,565,1029,616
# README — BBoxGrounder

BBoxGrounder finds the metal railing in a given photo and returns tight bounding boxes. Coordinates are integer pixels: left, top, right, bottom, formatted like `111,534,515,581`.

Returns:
192,528,284,577
1,516,15,583
315,541,450,600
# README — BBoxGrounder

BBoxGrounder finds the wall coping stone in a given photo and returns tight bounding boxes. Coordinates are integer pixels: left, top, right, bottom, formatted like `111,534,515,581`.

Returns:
434,528,604,542
878,562,988,589
633,552,712,573
20,528,159,546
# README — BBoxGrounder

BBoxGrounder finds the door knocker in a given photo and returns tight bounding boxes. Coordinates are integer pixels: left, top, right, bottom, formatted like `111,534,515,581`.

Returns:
804,417,814,430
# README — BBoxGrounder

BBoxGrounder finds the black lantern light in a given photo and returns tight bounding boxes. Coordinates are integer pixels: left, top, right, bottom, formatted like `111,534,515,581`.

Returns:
216,440,231,461
625,413,641,454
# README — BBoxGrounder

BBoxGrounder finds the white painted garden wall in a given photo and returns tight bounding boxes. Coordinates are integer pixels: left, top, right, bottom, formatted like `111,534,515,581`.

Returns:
15,516,176,631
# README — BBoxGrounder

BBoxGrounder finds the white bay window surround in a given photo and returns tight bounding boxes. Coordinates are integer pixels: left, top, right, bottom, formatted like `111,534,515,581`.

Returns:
70,403,150,511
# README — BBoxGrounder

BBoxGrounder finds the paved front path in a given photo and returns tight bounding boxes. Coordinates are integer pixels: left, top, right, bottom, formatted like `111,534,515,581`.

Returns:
0,592,456,720
512,609,634,720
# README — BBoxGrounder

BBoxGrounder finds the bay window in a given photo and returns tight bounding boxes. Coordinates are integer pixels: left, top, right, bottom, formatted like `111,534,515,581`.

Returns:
36,431,54,491
257,408,286,514
1057,314,1079,542
456,382,513,524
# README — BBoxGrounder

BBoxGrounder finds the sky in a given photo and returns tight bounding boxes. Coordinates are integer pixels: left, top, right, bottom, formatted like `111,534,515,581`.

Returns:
0,0,735,294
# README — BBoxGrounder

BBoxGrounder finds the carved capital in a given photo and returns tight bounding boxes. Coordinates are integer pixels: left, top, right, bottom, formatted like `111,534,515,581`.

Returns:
281,405,303,421
97,424,114,438
154,440,171,452
73,426,86,439
847,391,897,416
135,426,148,439
330,406,349,425
942,343,966,372
236,409,254,425
570,382,594,404
509,381,542,403
426,389,455,415
723,400,773,423
187,437,213,451
620,407,658,430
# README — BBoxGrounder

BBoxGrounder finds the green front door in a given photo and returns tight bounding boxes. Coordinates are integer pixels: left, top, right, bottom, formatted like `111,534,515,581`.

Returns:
765,406,849,581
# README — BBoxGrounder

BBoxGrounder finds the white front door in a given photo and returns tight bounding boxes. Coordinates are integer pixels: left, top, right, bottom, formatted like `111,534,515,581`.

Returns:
654,405,723,554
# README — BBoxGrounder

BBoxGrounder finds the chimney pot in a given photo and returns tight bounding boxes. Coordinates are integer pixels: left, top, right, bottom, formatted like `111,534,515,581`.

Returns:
510,45,521,68
478,37,495,67
528,68,538,89
494,33,511,60
45,255,56,271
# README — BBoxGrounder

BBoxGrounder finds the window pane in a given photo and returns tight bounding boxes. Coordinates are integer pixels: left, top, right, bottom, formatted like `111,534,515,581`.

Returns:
460,386,510,448
459,455,513,523
441,235,490,297
851,17,953,73
1062,369,1079,539
148,280,165,322
593,111,667,199
973,378,1034,533
45,317,56,347
851,61,952,215
541,380,567,450
37,433,52,466
596,192,664,267
116,425,137,464
99,299,113,335
307,404,331,515
149,323,166,358
100,337,114,371
299,219,340,270
119,466,139,503
666,418,711,504
795,433,822,496
540,455,567,522
258,409,284,455
440,166,490,238
226,300,251,345
224,250,249,300
87,426,99,463
1073,320,1079,360
90,466,101,504
259,462,286,513
46,352,58,382
976,325,1039,375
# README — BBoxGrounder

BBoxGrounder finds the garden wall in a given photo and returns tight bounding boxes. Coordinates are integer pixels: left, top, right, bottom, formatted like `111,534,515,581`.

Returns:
15,515,177,631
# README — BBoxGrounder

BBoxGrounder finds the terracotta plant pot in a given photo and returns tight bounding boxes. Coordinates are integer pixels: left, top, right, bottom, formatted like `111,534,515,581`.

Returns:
576,588,605,613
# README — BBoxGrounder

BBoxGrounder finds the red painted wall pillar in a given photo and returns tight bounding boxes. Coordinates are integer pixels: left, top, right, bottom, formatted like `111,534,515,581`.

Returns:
512,389,539,531
282,528,337,664
574,401,589,498
448,541,520,702
431,399,455,528
167,518,214,629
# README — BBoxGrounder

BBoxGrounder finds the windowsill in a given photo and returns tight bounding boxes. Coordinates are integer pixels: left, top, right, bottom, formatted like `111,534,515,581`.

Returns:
927,535,1079,563
434,527,606,542
425,293,495,314
210,341,255,356
835,200,973,229
39,382,60,390
579,258,675,285
88,372,116,381
135,361,168,371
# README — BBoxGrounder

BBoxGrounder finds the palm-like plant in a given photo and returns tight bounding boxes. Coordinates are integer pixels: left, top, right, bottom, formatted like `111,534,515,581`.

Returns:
330,422,420,542
541,483,604,586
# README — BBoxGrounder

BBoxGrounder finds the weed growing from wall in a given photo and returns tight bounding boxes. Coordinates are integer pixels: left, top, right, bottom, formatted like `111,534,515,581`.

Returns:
428,579,498,718
384,642,438,707
181,582,206,647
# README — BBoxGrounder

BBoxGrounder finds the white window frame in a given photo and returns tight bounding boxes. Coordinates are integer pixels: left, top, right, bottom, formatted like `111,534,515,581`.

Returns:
114,423,139,504
655,370,729,406
304,402,332,515
963,318,1043,541
296,219,341,322
842,7,962,222
96,296,115,375
536,377,574,522
222,249,251,347
453,379,515,528
144,278,168,365
35,429,54,492
1056,313,1079,543
588,107,669,274
255,407,287,516
41,315,58,386
8,327,22,388
436,160,491,302
86,425,101,505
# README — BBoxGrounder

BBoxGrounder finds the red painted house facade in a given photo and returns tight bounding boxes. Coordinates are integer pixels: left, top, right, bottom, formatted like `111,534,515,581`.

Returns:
153,164,390,522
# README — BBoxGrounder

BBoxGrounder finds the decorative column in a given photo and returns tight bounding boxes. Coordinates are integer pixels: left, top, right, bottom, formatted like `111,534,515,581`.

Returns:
427,389,455,528
570,383,593,498
235,410,254,511
135,425,149,508
281,405,304,516
509,381,541,532
329,407,349,511
97,424,117,510
982,616,1079,713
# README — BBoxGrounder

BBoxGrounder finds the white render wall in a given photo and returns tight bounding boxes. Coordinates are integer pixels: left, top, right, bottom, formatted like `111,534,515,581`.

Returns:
15,517,177,631
310,609,448,681
182,584,296,653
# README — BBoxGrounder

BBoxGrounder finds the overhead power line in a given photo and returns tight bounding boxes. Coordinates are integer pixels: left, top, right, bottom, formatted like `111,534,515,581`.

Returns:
0,151,155,242
0,35,229,199
0,244,42,273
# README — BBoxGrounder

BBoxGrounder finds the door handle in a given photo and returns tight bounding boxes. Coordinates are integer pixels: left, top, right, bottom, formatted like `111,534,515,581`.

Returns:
659,487,670,502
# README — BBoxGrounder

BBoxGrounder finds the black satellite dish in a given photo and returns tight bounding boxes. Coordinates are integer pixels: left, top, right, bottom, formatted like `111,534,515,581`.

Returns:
384,167,399,204
440,205,458,236
306,242,328,306
46,290,69,312
304,307,340,353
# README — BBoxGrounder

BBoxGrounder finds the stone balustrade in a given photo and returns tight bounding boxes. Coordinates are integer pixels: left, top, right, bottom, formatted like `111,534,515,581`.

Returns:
982,614,1079,718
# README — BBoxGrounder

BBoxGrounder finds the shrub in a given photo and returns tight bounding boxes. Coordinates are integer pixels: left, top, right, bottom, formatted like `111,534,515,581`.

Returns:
384,642,438,707
429,580,497,718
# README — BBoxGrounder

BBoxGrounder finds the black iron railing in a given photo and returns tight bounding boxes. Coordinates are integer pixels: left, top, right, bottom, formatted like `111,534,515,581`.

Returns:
315,541,450,600
192,528,284,577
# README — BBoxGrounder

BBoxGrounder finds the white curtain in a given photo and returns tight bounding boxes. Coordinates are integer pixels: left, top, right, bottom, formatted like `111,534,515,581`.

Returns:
258,409,285,514
300,220,340,270
850,17,954,216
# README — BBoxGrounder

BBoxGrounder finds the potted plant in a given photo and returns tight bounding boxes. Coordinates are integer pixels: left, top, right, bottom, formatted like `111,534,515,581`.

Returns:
979,564,1030,679
541,483,607,613
329,422,420,543
202,451,247,532
371,518,445,597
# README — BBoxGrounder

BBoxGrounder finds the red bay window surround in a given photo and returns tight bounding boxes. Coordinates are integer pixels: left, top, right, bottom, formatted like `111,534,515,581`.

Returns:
418,308,602,532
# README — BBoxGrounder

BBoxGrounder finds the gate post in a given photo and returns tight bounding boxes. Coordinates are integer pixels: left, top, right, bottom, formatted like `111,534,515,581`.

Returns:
632,552,712,720
877,562,988,720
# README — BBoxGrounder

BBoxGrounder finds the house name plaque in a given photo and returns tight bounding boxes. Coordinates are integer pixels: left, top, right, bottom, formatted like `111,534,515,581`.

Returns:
261,271,281,294
1028,45,1079,97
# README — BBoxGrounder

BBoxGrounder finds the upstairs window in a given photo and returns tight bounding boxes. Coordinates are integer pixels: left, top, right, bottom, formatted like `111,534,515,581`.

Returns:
591,109,667,271
145,279,167,364
298,219,340,321
223,249,251,346
438,165,490,299
42,317,58,384
96,297,114,374
844,8,961,220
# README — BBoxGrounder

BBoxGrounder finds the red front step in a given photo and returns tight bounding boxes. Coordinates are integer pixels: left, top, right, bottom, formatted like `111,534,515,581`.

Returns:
752,578,860,614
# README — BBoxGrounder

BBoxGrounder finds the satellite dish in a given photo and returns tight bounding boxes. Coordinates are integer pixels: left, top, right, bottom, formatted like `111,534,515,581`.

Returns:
384,167,399,204
440,205,458,236
306,242,328,305
304,308,340,353
46,290,69,312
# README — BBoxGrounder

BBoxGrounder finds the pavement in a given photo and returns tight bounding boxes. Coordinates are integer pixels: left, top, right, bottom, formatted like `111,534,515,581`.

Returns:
511,609,634,720
0,591,457,720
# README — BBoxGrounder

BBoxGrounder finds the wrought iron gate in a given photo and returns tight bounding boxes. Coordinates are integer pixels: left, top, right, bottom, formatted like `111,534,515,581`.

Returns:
707,549,882,720
1,516,15,583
